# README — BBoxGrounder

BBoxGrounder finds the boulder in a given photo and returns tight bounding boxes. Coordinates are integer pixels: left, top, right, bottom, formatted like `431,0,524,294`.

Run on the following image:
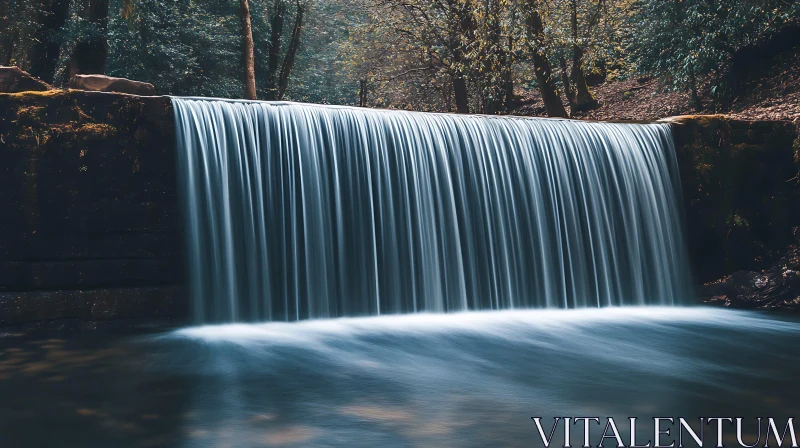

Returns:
68,74,156,96
698,238,800,310
0,66,53,93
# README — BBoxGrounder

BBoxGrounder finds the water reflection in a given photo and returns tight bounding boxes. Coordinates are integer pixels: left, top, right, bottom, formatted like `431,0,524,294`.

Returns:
1,308,800,447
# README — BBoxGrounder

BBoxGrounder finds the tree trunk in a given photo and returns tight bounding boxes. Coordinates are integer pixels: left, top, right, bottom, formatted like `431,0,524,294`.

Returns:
559,57,577,108
277,1,305,100
502,35,516,112
689,69,703,112
532,55,567,118
266,0,286,100
568,0,598,113
452,74,469,114
1,29,16,66
28,0,69,83
89,0,108,73
524,5,568,118
480,3,505,114
240,0,257,100
359,78,368,107
571,45,598,112
450,3,474,114
69,0,109,77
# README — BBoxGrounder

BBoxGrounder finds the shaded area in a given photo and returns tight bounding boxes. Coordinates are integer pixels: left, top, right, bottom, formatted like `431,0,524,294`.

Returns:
0,91,186,328
668,116,800,283
0,330,189,447
700,228,800,310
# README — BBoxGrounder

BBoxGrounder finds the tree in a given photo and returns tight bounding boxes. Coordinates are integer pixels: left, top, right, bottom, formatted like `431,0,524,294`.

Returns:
276,0,306,99
468,0,518,113
0,1,40,68
521,0,568,117
107,0,241,97
46,0,111,84
565,0,601,112
240,0,257,99
27,0,70,83
628,0,800,111
255,0,308,100
543,0,624,114
345,0,521,114
352,0,480,113
264,0,285,98
67,0,110,77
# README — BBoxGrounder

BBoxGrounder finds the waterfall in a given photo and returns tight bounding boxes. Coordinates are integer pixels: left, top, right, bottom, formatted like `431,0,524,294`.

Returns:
173,98,690,324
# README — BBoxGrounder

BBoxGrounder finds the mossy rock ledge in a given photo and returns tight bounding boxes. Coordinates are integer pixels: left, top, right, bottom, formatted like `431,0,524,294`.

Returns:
0,90,186,330
0,93,798,328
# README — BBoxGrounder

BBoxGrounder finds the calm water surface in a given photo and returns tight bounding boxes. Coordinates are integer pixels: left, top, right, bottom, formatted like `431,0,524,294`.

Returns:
1,307,799,447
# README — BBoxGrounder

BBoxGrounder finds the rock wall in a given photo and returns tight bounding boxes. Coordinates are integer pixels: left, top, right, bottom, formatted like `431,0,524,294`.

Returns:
0,91,186,329
667,115,800,284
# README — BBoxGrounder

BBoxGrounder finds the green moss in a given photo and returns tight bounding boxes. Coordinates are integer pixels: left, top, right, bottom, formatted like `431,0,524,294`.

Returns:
725,212,750,229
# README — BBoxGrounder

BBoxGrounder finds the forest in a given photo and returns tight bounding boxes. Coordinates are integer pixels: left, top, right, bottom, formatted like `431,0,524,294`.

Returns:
1,0,798,117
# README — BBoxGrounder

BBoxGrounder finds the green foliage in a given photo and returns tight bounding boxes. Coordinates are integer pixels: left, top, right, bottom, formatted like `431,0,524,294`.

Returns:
285,0,364,105
106,0,241,97
0,1,47,67
726,212,750,229
628,0,800,103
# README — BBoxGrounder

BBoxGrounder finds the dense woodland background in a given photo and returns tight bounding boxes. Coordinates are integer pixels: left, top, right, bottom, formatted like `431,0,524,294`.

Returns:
1,0,798,118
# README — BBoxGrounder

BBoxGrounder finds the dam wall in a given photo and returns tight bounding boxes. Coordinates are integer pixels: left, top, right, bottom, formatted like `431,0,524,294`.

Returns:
0,91,796,327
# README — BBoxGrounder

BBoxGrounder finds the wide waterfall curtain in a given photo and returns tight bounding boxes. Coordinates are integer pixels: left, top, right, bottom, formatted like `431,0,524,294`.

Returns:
173,98,691,324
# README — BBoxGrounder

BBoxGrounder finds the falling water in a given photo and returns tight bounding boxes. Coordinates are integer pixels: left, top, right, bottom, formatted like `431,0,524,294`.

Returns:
173,98,690,324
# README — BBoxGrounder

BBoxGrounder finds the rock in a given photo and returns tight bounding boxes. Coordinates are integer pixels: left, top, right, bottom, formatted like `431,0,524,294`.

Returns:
699,237,800,310
68,74,156,96
0,66,53,93
0,90,181,328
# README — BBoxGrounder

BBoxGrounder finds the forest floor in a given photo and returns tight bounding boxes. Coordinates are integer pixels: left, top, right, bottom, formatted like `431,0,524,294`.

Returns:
515,46,800,123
